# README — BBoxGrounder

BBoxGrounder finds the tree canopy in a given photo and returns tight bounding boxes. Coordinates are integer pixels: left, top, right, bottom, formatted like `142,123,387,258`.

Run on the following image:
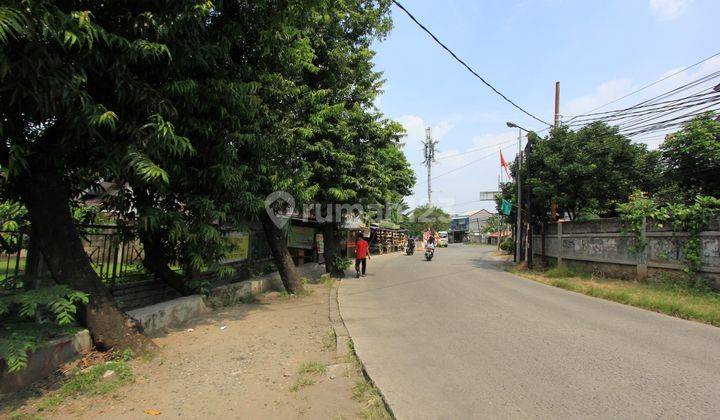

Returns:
0,1,415,350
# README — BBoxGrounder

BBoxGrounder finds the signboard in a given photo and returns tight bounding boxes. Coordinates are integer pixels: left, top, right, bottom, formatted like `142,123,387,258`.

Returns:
479,191,501,201
501,199,512,216
288,225,315,250
223,232,249,262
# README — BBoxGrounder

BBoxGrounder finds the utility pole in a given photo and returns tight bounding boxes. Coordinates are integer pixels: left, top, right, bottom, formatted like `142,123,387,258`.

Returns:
554,81,561,128
515,127,522,263
423,127,438,205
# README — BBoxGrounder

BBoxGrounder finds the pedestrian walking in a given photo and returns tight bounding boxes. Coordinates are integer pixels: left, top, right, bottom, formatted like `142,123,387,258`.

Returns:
355,232,370,278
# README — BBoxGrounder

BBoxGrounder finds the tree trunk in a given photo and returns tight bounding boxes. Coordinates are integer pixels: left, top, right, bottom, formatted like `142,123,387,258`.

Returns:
259,213,305,294
25,237,54,289
139,230,193,296
18,166,156,353
321,223,345,278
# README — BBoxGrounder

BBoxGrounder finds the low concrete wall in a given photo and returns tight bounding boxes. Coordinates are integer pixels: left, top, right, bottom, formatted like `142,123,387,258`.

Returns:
534,217,720,285
0,329,92,394
131,263,327,335
128,295,208,335
210,262,326,298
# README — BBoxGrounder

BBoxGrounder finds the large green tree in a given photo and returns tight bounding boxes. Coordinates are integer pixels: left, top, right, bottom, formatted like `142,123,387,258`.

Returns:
0,1,202,351
523,122,661,221
659,112,720,202
402,205,451,237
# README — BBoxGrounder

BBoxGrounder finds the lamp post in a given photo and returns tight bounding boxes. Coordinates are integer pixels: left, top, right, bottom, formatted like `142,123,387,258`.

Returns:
506,122,529,263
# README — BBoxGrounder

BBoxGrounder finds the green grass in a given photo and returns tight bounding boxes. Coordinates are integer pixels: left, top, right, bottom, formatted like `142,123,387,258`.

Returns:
36,361,133,411
545,265,590,279
322,329,337,351
289,376,315,392
298,361,327,375
347,340,362,370
514,266,720,327
345,339,391,419
352,380,391,420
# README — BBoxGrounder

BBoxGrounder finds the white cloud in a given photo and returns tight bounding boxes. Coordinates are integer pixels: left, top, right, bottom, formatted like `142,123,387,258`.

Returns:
563,57,720,121
563,78,634,117
395,114,455,160
649,0,692,21
562,56,720,148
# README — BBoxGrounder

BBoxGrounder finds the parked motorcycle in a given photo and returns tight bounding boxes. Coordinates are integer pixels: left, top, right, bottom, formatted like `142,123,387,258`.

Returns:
406,238,415,255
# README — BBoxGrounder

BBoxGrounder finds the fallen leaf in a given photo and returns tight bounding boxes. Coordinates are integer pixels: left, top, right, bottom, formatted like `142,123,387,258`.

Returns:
144,408,162,416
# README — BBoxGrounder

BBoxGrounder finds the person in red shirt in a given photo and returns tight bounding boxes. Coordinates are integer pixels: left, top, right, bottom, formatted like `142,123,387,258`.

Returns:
355,232,370,278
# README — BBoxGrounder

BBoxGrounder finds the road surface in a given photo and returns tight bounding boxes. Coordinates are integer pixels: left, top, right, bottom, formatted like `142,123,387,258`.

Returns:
339,245,720,419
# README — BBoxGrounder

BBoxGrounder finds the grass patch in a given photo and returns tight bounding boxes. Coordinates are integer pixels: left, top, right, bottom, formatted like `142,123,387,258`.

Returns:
9,412,40,420
322,329,337,351
320,274,336,289
545,265,590,279
514,267,720,327
36,361,133,411
298,361,327,375
352,380,391,420
207,290,257,308
289,376,315,392
346,341,362,371
346,339,391,419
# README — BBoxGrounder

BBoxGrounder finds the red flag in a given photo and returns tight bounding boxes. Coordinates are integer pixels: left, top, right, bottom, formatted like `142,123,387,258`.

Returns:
500,150,512,179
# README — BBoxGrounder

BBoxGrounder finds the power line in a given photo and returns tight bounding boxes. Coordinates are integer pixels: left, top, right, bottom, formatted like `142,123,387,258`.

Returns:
412,137,518,166
391,0,552,127
413,141,517,187
431,143,516,180
619,106,719,136
618,97,720,131
567,91,719,125
566,50,720,120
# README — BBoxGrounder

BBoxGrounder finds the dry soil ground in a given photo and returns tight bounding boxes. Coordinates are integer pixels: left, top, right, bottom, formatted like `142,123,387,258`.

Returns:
3,283,370,419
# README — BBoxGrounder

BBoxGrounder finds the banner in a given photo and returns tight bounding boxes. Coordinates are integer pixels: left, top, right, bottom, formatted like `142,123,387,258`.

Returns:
501,199,512,216
223,232,250,262
288,225,316,249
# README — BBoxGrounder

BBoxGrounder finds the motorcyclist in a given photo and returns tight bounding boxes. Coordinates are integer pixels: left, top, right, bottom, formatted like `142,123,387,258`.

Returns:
425,234,436,257
406,237,415,254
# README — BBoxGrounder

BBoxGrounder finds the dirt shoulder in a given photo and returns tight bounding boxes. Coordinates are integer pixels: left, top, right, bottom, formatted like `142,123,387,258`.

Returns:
4,282,375,419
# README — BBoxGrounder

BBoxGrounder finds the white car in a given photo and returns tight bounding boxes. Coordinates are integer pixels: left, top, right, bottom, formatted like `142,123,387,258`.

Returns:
438,231,449,247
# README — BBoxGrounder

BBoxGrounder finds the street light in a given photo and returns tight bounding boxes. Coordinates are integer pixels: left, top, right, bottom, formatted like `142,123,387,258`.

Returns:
506,121,529,264
506,121,531,132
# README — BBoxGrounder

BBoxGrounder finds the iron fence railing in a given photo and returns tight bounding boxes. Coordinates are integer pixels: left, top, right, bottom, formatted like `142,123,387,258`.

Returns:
78,225,149,289
0,230,27,289
0,225,273,291
0,225,151,290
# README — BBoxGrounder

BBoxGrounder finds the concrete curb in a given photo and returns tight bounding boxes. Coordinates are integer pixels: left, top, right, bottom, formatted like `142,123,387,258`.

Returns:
332,276,397,419
0,329,92,394
128,295,208,336
329,281,350,361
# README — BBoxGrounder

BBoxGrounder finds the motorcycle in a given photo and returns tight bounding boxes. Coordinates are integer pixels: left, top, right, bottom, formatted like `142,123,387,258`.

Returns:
424,243,435,261
406,239,415,255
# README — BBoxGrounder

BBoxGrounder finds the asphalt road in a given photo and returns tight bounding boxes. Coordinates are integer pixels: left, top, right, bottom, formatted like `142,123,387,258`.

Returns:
339,245,720,419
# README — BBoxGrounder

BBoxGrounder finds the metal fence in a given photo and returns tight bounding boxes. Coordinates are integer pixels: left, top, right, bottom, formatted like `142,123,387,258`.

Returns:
0,230,27,289
0,225,150,290
0,225,274,291
79,225,148,289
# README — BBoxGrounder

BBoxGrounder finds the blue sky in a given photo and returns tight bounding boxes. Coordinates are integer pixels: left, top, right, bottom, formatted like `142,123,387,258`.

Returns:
373,0,720,214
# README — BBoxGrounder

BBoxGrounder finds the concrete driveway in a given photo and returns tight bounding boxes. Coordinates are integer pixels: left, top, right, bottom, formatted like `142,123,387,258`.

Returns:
339,245,720,419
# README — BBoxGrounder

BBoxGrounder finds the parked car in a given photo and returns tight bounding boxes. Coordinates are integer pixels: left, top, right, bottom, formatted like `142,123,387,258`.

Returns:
438,231,449,247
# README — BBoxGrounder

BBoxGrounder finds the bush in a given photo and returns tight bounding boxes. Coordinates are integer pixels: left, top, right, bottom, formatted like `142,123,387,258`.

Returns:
499,238,515,252
334,257,352,271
